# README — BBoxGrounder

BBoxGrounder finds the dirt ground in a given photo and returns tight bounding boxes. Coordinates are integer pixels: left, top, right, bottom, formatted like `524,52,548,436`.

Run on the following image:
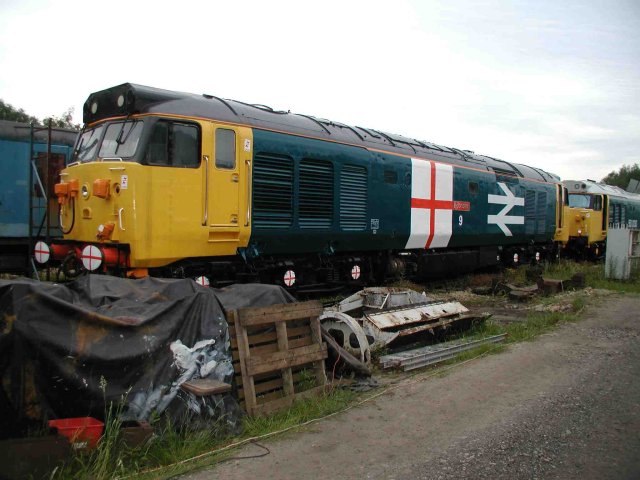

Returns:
184,294,640,480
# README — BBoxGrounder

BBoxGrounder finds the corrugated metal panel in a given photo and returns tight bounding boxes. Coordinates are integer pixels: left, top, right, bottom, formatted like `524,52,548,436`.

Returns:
299,159,333,229
253,153,293,228
537,191,547,234
366,301,469,330
609,204,616,225
340,165,367,231
525,190,536,235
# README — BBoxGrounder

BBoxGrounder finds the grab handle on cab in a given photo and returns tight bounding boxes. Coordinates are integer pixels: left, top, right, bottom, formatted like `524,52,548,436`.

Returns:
202,155,209,226
118,208,126,231
245,159,252,227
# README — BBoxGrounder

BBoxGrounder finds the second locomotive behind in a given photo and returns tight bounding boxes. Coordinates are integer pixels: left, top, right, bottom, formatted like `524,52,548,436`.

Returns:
560,179,640,259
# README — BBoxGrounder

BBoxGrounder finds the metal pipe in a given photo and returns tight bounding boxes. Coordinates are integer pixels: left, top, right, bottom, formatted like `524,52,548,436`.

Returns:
28,123,34,278
245,159,252,227
46,121,51,241
202,155,209,226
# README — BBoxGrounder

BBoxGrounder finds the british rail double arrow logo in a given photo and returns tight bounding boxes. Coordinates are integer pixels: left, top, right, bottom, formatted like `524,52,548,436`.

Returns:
487,182,524,236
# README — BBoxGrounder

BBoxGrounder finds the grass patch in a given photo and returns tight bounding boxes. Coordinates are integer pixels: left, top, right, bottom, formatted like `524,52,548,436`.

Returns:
502,266,527,285
430,310,577,378
243,388,356,438
51,387,356,480
504,311,574,342
442,342,508,365
441,298,587,369
571,295,586,312
500,259,640,294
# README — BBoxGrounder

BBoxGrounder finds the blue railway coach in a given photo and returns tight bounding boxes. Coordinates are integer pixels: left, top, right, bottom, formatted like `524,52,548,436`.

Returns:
0,120,77,274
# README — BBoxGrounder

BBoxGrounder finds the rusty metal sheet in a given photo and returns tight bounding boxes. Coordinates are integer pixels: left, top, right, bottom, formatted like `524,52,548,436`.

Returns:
364,301,468,331
329,287,431,314
379,332,506,370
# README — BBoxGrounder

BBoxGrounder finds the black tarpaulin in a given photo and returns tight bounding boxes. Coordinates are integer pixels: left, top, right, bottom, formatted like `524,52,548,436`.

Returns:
0,275,294,438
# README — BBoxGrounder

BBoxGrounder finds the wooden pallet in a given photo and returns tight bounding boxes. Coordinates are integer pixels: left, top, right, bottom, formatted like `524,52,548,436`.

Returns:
228,301,328,417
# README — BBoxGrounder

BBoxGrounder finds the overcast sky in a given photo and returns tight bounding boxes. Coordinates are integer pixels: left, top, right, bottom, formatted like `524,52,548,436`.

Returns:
1,0,638,181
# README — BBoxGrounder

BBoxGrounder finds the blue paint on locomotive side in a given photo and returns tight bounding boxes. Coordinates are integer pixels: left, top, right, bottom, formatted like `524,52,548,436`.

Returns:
480,177,557,246
248,129,411,256
247,128,558,257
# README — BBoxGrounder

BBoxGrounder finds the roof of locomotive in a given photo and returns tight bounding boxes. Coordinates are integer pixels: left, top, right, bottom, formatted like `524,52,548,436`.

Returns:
0,119,78,146
563,179,640,202
83,83,559,183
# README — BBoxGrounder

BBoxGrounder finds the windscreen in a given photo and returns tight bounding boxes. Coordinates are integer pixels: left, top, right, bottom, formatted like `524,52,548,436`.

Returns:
72,120,144,163
568,194,592,208
99,121,144,158
73,125,105,162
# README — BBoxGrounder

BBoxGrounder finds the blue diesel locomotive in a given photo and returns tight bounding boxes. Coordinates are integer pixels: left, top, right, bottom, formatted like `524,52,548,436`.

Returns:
42,84,567,290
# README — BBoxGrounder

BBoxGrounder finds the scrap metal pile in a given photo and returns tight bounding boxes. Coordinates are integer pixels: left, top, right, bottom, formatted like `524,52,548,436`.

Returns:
320,287,490,367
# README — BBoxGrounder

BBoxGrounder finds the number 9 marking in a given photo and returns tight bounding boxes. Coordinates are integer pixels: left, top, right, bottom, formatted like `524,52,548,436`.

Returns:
458,215,463,226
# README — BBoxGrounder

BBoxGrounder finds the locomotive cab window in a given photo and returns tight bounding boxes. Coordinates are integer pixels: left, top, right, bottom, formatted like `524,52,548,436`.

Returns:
568,194,592,209
593,195,602,211
145,121,200,168
73,125,105,162
215,128,236,169
98,121,143,158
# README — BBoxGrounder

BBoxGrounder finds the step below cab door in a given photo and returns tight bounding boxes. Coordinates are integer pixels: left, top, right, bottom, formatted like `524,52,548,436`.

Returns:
202,122,252,255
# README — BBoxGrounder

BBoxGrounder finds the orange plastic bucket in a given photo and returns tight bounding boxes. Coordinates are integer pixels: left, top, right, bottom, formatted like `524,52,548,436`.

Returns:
48,417,104,450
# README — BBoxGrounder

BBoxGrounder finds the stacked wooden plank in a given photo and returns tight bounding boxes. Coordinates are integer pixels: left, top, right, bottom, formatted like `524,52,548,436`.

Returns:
228,301,328,417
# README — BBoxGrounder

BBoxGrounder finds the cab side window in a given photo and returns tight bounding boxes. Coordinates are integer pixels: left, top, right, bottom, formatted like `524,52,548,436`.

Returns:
146,121,200,168
215,128,236,169
593,195,602,211
147,122,169,165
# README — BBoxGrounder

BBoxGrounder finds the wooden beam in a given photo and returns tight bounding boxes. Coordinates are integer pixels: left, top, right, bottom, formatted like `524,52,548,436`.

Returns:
237,301,323,327
276,321,295,398
251,385,328,417
247,343,327,376
310,316,327,387
231,309,257,416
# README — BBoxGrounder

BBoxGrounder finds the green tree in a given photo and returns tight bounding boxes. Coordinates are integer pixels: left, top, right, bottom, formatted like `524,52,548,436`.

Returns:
43,107,81,130
601,163,640,190
0,99,40,124
1,100,80,130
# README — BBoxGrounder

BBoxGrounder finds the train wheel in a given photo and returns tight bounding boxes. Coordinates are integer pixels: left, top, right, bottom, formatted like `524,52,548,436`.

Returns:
59,251,81,280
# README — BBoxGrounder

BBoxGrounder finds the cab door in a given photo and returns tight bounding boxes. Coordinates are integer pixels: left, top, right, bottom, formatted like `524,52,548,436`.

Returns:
203,122,252,255
600,195,609,239
554,184,569,244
